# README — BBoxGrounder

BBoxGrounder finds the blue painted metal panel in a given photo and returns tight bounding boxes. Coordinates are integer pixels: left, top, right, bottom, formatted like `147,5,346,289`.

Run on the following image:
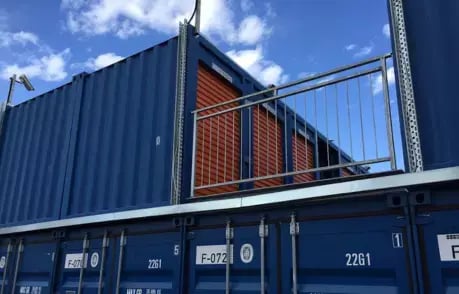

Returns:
114,231,182,293
411,189,459,293
400,0,459,170
187,225,277,293
62,38,178,217
0,83,75,226
12,241,56,294
280,215,412,293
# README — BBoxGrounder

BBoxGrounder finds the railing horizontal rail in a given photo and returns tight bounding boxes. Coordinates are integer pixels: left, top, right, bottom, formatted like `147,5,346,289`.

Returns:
197,66,381,121
194,158,390,191
193,53,392,115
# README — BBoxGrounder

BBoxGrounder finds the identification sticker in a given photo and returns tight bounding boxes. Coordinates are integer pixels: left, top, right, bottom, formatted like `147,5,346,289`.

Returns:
437,234,459,261
196,245,233,265
64,253,88,269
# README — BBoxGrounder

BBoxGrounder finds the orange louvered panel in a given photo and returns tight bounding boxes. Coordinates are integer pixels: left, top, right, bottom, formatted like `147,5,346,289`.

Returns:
195,64,241,196
292,134,316,183
253,106,283,188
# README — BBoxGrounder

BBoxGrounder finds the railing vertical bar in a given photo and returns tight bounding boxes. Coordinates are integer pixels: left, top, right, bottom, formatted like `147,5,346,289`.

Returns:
346,80,354,160
357,77,366,160
232,111,235,181
248,106,252,182
284,98,288,173
314,91,319,171
224,113,228,182
266,104,270,176
381,57,397,170
275,99,279,174
369,73,379,158
216,115,220,184
191,113,199,196
240,108,243,181
335,84,342,165
324,87,330,167
199,120,205,187
208,117,213,185
304,95,309,176
293,95,298,173
257,104,260,177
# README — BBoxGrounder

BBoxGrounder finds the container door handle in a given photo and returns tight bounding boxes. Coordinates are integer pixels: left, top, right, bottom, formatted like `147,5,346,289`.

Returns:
225,221,233,294
290,215,299,294
97,231,109,294
10,239,23,294
0,242,12,294
259,218,268,294
115,231,126,294
77,234,89,294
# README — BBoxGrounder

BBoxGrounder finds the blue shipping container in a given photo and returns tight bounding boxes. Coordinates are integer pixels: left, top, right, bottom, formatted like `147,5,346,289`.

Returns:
398,0,459,170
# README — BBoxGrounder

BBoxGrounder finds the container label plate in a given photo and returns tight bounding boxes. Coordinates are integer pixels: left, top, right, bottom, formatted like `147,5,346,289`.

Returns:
437,234,459,261
64,253,88,269
196,245,233,265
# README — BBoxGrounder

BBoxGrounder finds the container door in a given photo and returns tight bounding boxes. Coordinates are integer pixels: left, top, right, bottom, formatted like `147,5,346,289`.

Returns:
56,234,111,293
281,215,414,293
114,231,182,294
11,240,56,294
187,223,278,293
415,208,459,293
0,241,14,293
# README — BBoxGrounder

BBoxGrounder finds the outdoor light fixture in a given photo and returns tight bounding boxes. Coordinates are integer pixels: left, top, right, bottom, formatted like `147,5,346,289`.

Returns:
6,74,35,105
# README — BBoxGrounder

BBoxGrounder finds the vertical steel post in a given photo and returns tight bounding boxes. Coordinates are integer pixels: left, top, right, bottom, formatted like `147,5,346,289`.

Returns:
11,240,23,294
77,234,89,294
225,221,233,294
0,242,12,294
172,21,188,203
195,0,201,34
190,112,198,197
259,218,268,293
290,214,299,294
6,75,16,106
381,58,397,170
389,0,423,172
115,231,126,294
97,231,109,294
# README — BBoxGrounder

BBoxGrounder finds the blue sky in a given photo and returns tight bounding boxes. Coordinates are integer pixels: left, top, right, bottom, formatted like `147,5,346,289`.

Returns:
0,0,402,170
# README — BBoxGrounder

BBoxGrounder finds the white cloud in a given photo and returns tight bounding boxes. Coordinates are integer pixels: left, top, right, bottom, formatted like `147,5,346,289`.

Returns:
83,52,124,70
237,16,268,45
61,0,271,45
0,31,39,48
383,23,390,38
373,66,395,95
241,0,254,12
353,44,374,58
345,44,357,51
226,46,288,86
1,49,70,82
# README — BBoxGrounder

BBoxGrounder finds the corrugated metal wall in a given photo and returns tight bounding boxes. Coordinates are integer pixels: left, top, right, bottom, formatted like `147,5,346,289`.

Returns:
195,63,241,196
62,39,178,217
0,84,74,226
252,107,283,188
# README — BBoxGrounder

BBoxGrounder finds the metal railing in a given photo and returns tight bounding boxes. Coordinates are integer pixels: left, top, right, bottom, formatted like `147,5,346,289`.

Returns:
191,54,396,196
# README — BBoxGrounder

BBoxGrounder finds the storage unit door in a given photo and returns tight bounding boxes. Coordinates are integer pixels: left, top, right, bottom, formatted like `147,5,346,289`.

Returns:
10,240,56,294
415,202,459,293
187,223,277,293
281,215,414,293
113,231,182,294
56,234,111,293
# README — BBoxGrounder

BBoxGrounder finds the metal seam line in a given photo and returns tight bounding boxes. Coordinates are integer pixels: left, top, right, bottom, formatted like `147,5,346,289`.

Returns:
97,231,109,294
290,214,298,294
225,221,232,294
77,234,89,294
0,242,11,294
115,231,126,294
259,218,267,294
11,239,23,293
